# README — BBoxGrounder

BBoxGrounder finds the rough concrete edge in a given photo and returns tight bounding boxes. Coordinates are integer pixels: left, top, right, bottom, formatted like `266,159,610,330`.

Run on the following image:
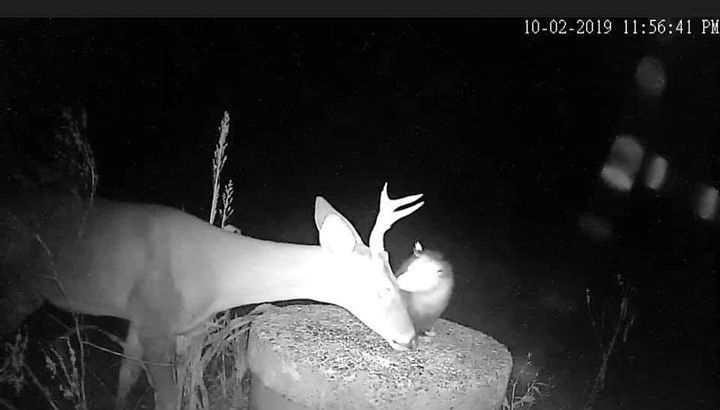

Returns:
247,304,512,410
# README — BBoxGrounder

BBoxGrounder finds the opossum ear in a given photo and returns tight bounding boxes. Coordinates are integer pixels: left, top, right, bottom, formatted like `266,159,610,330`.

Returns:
413,241,424,257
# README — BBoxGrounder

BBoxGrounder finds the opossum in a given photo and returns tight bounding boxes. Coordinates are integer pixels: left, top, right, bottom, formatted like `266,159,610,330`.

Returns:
395,242,454,336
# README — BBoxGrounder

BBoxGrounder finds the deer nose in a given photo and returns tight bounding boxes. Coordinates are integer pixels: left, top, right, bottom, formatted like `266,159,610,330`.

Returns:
392,335,418,351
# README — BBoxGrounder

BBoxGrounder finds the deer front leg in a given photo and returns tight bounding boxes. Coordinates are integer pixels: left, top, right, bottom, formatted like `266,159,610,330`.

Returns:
140,333,178,410
116,323,143,410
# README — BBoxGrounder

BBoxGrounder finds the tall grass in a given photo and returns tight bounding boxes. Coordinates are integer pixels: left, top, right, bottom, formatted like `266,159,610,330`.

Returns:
0,106,97,410
176,111,267,410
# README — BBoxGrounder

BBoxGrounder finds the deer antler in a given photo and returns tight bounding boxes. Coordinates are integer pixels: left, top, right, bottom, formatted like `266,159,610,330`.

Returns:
369,182,424,257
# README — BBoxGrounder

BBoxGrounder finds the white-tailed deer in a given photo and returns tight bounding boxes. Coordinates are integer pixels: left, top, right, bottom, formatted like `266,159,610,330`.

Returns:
0,183,424,410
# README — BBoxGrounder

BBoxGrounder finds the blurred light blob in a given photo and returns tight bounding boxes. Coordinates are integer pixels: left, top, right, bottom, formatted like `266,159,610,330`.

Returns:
645,155,668,191
636,56,667,98
601,135,644,192
578,212,613,242
696,184,719,221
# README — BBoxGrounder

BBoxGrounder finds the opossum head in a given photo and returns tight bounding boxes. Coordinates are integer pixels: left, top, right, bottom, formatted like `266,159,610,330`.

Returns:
396,242,454,293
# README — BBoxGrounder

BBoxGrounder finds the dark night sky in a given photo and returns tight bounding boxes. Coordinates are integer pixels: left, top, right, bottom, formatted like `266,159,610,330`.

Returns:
1,19,718,407
2,22,716,193
2,17,718,309
2,20,717,250
1,20,718,277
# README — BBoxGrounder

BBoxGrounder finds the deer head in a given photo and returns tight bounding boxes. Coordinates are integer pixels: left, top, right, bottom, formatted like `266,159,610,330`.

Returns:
312,183,424,350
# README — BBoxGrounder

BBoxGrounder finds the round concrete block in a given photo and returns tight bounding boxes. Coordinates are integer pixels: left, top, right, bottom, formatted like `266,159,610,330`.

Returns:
247,304,511,410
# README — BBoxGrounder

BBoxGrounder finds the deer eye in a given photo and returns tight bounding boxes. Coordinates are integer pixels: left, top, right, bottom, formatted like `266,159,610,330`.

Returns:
377,284,393,300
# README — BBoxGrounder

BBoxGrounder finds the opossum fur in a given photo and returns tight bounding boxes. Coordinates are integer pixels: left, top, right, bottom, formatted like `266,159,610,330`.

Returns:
395,242,454,335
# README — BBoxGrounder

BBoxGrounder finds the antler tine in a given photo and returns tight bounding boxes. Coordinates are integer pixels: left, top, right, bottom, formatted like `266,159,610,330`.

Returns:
369,182,425,256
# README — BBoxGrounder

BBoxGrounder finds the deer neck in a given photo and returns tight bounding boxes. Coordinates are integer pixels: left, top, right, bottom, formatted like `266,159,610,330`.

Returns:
200,231,340,312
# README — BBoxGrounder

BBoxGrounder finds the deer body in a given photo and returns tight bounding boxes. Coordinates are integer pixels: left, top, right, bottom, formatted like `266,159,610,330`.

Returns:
1,184,424,410
35,200,328,332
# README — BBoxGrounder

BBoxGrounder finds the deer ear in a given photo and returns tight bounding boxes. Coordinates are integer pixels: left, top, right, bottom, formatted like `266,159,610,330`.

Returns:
315,197,363,254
